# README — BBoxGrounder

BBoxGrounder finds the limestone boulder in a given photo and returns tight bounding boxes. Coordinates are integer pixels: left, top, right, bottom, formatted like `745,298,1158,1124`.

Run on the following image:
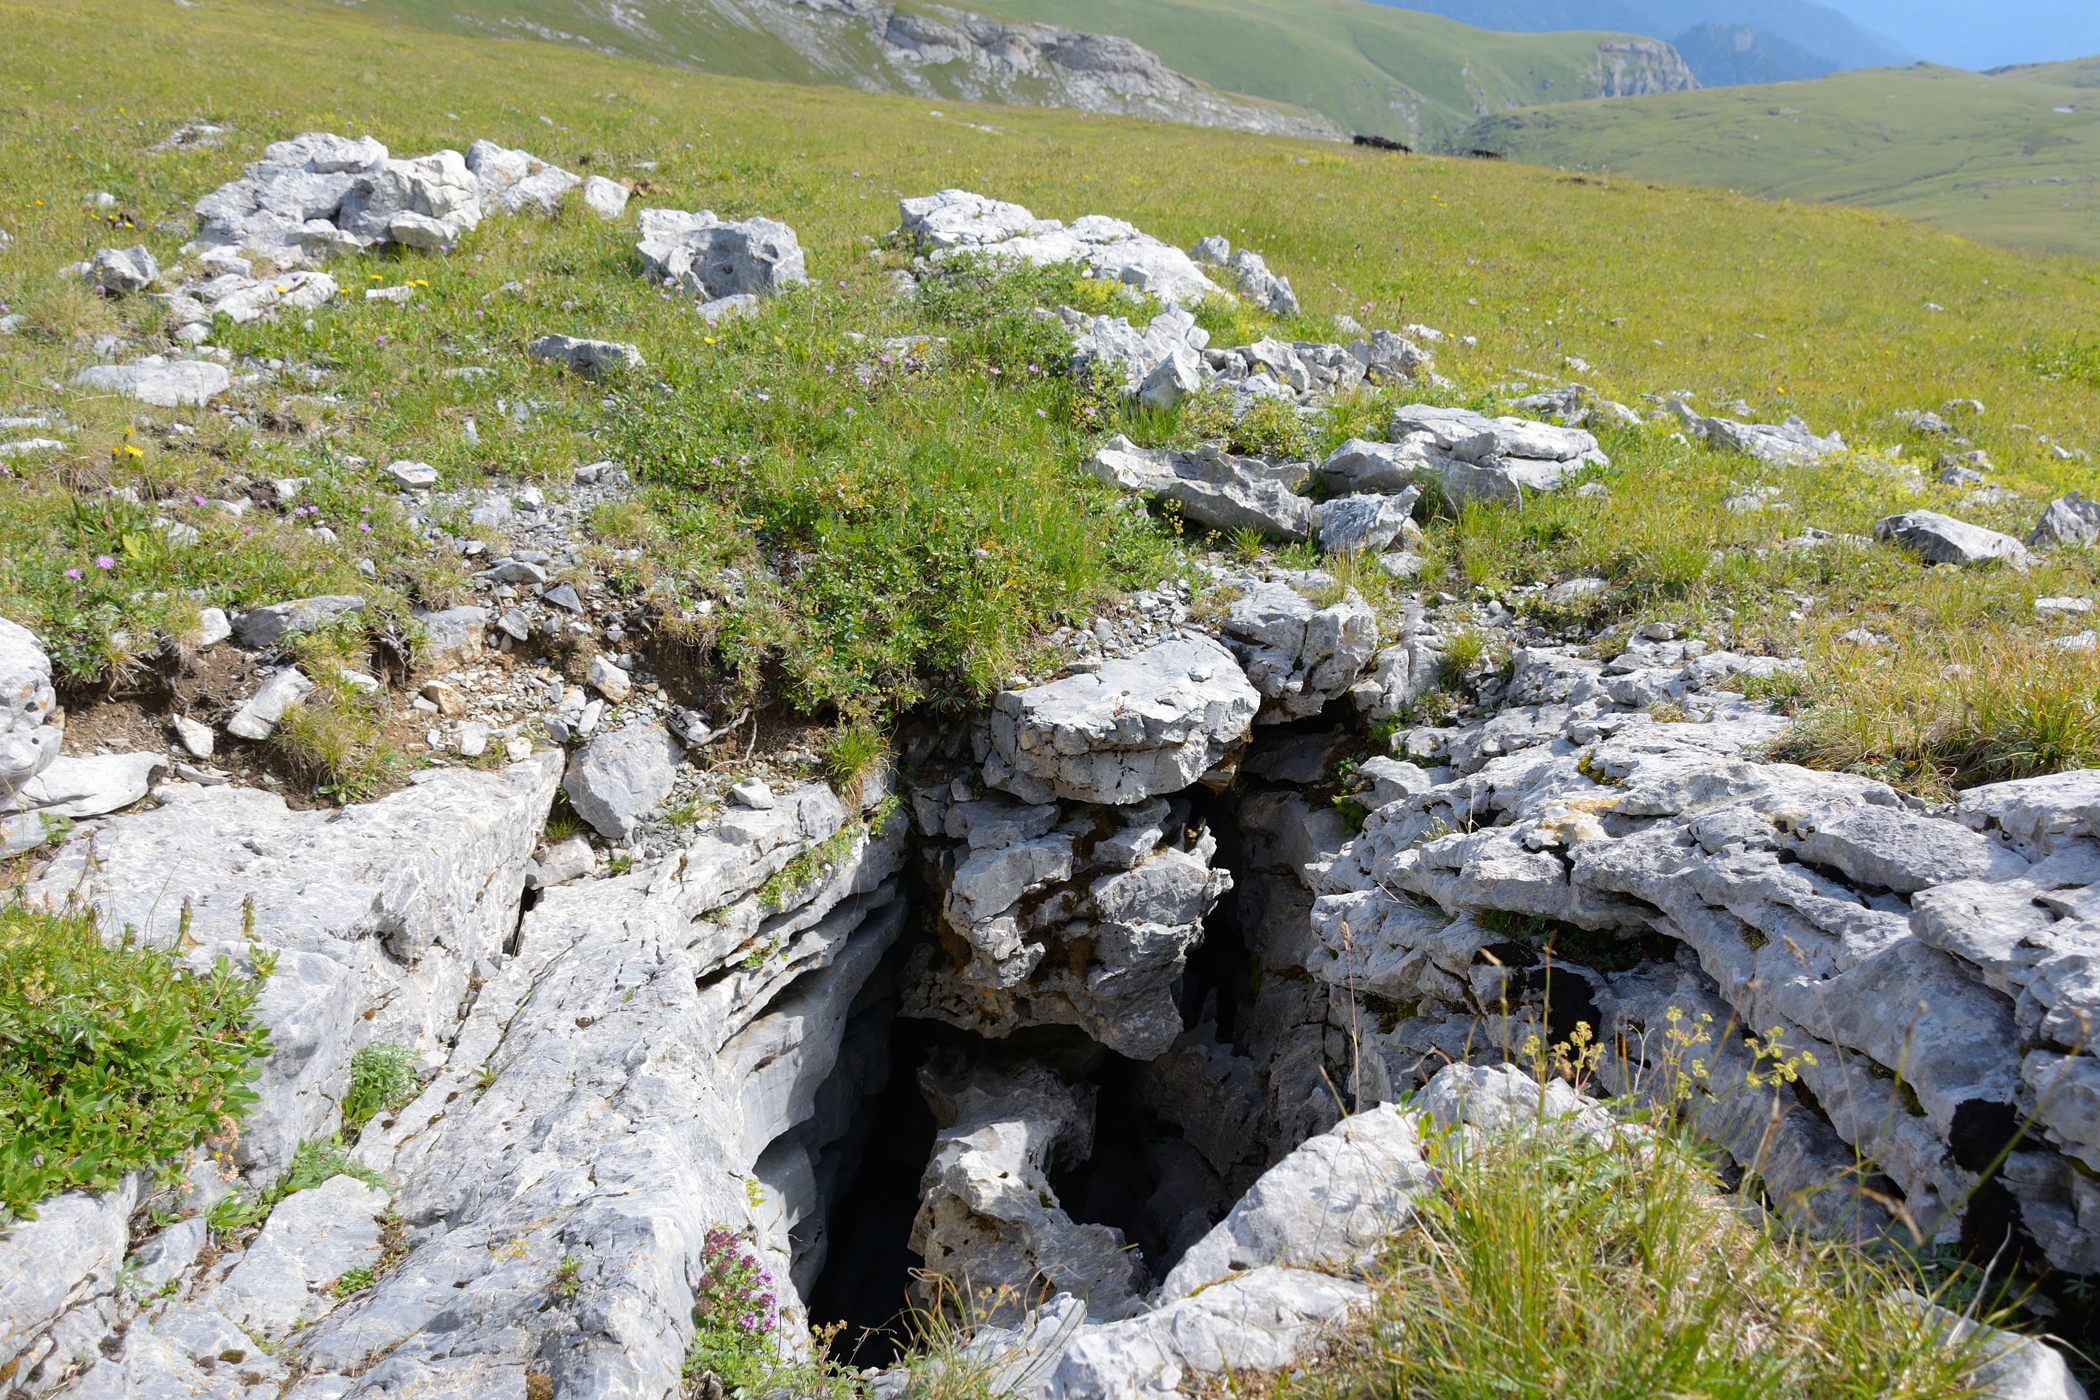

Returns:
983,634,1260,806
1086,434,1314,541
910,1059,1146,1323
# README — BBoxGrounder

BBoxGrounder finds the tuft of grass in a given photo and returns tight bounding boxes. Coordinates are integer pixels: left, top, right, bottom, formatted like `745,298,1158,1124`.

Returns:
1294,1088,2012,1398
1771,636,2100,798
341,1042,418,1133
0,901,271,1221
822,722,888,795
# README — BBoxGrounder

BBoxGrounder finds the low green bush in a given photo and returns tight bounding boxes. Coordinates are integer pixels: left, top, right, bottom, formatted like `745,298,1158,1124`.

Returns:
0,902,271,1220
342,1042,419,1132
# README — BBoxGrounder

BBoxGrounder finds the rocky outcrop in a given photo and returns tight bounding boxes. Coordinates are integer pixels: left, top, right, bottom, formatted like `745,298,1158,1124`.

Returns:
983,635,1260,807
1087,435,1316,541
748,2,1341,140
900,189,1227,304
1592,37,1699,96
636,207,809,301
1671,399,1847,465
1217,571,1380,723
906,779,1232,1058
192,130,583,268
1311,636,2100,1276
911,1059,1147,1321
17,776,909,1399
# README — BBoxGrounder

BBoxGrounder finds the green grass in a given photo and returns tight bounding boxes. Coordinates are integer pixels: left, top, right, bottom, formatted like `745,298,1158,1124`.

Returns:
0,902,271,1220
1463,61,2100,256
1292,1097,2004,1399
2,0,2099,794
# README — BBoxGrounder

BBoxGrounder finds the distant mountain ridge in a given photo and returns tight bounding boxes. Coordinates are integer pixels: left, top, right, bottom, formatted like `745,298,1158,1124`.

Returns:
1671,21,1841,86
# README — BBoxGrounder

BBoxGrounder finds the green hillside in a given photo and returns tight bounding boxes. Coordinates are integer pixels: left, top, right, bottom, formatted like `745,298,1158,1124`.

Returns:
977,0,1689,145
340,0,1689,148
1461,62,2100,256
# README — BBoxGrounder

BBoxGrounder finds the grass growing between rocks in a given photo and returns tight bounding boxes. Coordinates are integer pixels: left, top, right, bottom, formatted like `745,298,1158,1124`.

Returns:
2,0,2099,789
0,901,271,1220
1290,1113,2010,1400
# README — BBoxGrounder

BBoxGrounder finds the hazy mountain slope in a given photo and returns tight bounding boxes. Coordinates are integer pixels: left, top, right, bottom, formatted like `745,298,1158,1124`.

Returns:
332,0,1341,139
1368,0,1907,70
1672,22,1841,86
975,0,1692,146
1990,56,2100,89
1461,62,2100,255
1837,0,2100,71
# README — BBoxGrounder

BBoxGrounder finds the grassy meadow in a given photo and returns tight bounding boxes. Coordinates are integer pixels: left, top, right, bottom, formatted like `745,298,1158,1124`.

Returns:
1,0,2098,795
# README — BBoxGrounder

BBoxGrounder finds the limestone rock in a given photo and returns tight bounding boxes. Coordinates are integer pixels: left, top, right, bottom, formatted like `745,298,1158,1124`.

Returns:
29,755,562,1182
226,667,314,740
1162,1104,1431,1298
1874,510,2031,568
1388,404,1608,503
1087,434,1314,541
278,786,904,1396
1226,247,1297,316
911,1059,1146,1322
983,635,1260,806
637,207,808,299
0,751,163,819
71,357,229,407
213,1174,388,1336
527,333,645,375
908,786,1231,1058
1316,486,1420,555
90,244,157,293
563,720,682,840
581,174,629,220
1671,401,1846,465
464,139,578,215
0,617,61,801
233,594,365,649
1218,574,1379,723
898,190,1223,304
413,605,488,671
336,148,480,251
2029,492,2100,551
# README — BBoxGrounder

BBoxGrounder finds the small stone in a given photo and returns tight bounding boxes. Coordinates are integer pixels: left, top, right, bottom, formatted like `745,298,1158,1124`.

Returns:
527,334,644,375
456,722,490,758
193,607,232,648
386,460,439,490
587,655,633,704
542,583,583,613
421,681,464,717
171,714,214,758
90,245,158,294
227,669,313,740
729,778,776,810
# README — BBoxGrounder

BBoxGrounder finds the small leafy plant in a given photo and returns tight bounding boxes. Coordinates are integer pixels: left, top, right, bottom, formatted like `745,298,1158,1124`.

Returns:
342,1042,418,1132
0,902,271,1221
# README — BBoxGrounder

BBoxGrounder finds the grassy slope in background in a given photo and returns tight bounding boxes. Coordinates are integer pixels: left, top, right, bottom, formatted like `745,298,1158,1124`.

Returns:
347,0,1660,148
1464,62,2100,256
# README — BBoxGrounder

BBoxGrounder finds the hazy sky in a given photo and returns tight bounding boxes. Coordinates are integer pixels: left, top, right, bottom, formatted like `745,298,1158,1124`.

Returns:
1832,0,2099,69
